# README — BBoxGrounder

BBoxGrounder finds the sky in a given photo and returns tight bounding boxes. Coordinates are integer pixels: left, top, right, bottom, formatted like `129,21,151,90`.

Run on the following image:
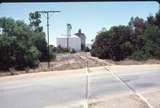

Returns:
0,2,159,46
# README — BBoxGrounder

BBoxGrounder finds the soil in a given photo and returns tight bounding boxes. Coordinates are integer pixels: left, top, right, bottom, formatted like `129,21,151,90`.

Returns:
0,52,160,77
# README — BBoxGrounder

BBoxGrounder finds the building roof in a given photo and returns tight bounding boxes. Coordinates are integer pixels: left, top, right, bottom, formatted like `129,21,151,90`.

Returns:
57,34,81,39
74,29,86,39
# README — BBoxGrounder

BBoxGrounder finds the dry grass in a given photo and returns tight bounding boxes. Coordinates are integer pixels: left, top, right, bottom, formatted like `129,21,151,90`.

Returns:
0,52,160,77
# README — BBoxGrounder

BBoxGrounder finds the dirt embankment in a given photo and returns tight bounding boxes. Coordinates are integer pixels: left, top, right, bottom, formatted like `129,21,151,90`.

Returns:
0,52,160,77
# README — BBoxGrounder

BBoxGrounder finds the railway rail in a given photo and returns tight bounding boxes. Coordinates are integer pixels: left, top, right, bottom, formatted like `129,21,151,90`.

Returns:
77,53,154,108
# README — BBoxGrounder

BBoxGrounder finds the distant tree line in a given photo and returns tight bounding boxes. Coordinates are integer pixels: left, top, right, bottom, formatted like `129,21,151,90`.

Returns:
91,10,160,61
0,12,55,70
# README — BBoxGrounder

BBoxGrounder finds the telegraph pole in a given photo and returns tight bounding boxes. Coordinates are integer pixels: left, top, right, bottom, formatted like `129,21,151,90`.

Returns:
37,10,61,68
47,13,50,68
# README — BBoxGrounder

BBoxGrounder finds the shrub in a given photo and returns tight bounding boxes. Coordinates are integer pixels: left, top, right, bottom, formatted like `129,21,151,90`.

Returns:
91,26,134,61
70,49,76,53
56,45,70,53
130,50,152,61
0,35,40,70
143,25,160,59
84,47,90,52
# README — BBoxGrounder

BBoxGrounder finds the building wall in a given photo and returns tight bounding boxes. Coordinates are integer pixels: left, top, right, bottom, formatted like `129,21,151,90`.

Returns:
56,37,81,51
81,36,86,46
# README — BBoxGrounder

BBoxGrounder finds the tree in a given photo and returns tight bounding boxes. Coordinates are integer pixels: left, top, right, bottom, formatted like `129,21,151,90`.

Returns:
154,10,160,27
91,25,134,61
144,25,160,59
91,30,109,58
29,12,54,61
0,17,40,70
30,32,48,61
0,17,16,36
29,12,43,32
147,15,155,26
91,9,160,61
128,17,147,51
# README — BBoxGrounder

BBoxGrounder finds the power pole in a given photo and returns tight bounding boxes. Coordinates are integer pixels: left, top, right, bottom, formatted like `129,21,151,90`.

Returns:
36,10,61,68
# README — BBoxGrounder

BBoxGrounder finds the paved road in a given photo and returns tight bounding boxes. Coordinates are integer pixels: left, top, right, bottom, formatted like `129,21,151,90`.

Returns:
0,67,160,108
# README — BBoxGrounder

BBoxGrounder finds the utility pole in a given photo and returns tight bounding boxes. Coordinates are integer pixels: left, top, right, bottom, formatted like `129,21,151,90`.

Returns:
37,10,61,68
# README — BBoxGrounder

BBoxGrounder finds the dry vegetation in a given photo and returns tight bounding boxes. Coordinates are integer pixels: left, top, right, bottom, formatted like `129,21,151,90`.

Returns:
0,52,160,77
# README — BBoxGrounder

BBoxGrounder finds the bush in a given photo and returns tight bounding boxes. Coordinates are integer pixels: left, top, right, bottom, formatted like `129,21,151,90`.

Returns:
143,25,160,59
91,26,134,61
48,45,56,61
49,51,56,61
130,50,152,61
0,35,40,70
84,47,90,52
70,49,76,53
56,45,70,53
31,32,48,61
26,46,40,68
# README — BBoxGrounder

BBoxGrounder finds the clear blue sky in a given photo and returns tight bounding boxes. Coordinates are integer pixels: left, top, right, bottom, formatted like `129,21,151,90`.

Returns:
0,2,159,45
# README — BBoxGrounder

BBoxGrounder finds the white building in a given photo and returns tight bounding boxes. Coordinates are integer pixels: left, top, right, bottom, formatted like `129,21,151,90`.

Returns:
57,29,86,52
56,35,81,51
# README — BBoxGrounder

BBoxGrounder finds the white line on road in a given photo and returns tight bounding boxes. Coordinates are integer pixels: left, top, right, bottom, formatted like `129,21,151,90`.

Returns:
84,54,89,108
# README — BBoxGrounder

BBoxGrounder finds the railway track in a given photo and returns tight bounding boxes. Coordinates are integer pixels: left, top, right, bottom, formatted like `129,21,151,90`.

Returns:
78,53,154,108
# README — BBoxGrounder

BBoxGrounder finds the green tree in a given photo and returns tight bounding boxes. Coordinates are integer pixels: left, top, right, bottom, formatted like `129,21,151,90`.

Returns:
144,25,160,59
91,10,160,61
91,25,134,61
147,15,155,26
0,17,16,36
0,17,40,70
29,12,43,32
128,17,147,51
30,32,48,61
91,30,109,58
131,10,160,60
29,12,55,61
154,10,160,27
